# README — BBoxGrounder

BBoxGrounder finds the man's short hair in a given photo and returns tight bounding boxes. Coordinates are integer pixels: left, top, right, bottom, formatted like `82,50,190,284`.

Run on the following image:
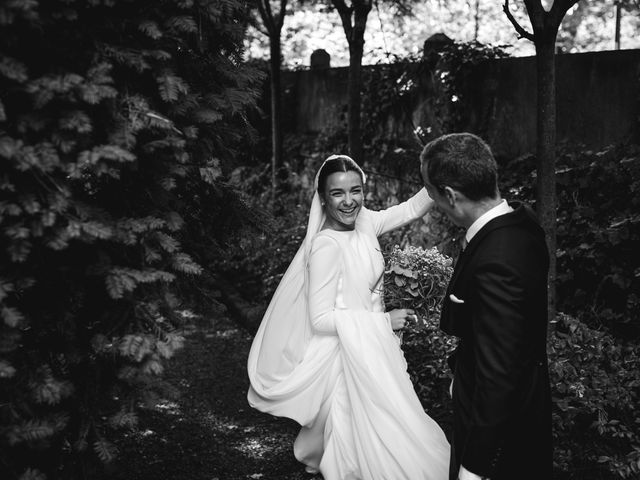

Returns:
420,133,499,201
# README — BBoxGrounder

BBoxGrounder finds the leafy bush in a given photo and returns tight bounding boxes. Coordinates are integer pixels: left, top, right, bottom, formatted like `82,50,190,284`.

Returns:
549,314,640,479
499,143,640,336
0,1,261,478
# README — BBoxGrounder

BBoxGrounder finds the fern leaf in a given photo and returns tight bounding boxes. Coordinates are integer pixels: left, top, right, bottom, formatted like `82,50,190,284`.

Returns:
80,83,117,105
59,111,93,133
0,279,15,301
0,329,21,353
9,419,56,445
200,158,222,184
141,354,164,375
165,211,184,231
8,239,32,262
165,15,197,34
0,55,29,83
144,246,162,263
93,439,117,463
160,176,176,191
80,221,113,240
155,232,180,253
18,468,46,480
165,332,185,352
118,334,153,362
108,409,139,429
155,340,174,359
2,306,24,327
194,109,222,124
32,377,74,405
171,253,202,275
157,73,189,102
0,359,16,378
138,20,163,39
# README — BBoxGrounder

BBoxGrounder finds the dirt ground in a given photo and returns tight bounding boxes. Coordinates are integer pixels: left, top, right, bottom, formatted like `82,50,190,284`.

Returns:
112,314,319,480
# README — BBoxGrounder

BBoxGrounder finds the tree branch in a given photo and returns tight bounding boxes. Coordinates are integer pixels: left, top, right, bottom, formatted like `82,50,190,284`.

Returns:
549,0,580,28
257,0,275,36
248,11,270,37
331,0,354,42
276,0,288,31
503,0,535,41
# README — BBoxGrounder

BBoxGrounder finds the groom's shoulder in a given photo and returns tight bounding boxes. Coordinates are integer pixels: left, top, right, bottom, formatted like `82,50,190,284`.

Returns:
479,203,546,249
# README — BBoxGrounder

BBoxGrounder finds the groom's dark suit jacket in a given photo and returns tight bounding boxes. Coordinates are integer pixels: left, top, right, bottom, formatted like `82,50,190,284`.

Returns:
441,202,553,480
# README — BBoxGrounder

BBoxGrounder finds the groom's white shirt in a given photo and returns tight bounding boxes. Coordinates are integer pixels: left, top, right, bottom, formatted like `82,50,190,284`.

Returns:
458,199,513,480
465,199,513,244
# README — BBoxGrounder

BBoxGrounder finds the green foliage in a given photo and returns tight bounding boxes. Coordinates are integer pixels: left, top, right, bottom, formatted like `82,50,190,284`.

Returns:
430,41,509,135
549,314,640,479
500,143,640,337
0,0,262,478
359,42,508,153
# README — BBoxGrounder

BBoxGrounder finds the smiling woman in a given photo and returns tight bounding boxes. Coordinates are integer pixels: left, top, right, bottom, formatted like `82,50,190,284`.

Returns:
319,168,364,231
247,154,450,480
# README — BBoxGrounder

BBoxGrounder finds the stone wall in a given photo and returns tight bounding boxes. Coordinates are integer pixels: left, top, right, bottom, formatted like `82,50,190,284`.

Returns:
280,49,640,158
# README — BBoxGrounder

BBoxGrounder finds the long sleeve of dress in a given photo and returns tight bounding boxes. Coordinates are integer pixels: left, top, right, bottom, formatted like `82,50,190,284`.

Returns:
307,234,389,335
368,187,433,236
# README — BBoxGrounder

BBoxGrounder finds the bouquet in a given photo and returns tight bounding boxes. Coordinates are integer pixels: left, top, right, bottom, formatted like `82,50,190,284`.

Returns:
383,245,453,334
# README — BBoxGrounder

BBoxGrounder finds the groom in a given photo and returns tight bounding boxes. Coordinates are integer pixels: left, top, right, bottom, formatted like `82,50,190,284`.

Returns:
420,133,552,480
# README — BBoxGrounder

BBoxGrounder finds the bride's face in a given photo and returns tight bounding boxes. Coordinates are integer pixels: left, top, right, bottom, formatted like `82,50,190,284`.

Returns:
321,171,364,231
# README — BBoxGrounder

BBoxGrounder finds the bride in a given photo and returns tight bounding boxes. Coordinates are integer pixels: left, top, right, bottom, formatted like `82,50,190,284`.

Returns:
247,155,450,480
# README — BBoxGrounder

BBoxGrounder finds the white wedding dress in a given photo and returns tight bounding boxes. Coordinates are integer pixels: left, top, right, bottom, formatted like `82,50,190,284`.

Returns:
247,187,450,480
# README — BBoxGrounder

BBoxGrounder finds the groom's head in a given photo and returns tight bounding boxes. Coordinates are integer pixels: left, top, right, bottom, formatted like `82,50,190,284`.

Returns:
420,133,500,228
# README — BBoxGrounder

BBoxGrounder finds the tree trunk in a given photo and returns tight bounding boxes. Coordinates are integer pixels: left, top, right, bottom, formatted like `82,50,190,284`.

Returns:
269,35,283,197
534,36,557,322
347,41,364,164
346,6,370,164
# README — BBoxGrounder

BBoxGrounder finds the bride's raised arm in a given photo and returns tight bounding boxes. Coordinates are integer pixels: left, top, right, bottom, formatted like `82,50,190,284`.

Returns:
366,187,433,237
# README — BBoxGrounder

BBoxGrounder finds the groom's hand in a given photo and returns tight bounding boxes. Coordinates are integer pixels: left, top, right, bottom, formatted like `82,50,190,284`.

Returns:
458,465,486,480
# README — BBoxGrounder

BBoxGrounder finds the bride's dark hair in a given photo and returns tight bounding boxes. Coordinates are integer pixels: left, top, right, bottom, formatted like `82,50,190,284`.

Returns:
316,155,365,195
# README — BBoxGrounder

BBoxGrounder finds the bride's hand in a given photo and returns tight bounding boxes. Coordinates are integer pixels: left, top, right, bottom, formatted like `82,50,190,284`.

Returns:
387,309,416,330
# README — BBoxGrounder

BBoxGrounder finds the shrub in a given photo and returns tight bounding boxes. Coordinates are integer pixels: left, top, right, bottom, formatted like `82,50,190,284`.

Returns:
0,1,261,478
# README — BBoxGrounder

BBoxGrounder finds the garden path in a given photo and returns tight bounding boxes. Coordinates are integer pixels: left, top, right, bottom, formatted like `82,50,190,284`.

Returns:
112,314,318,480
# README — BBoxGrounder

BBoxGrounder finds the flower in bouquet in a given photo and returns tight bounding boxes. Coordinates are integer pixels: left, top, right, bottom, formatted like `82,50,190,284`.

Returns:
383,245,453,333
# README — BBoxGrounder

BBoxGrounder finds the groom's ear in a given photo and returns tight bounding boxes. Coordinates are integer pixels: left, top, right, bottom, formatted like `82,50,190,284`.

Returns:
443,186,457,207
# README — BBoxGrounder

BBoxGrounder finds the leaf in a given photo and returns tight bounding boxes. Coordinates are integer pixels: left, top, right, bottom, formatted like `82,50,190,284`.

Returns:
138,20,163,39
18,468,46,480
141,355,164,375
118,334,153,362
2,306,24,327
172,253,202,274
200,158,222,184
0,359,16,378
157,73,189,103
93,439,117,463
165,15,197,34
0,55,29,83
32,377,74,405
155,232,180,253
8,419,56,445
165,211,184,231
394,276,406,287
108,409,139,429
